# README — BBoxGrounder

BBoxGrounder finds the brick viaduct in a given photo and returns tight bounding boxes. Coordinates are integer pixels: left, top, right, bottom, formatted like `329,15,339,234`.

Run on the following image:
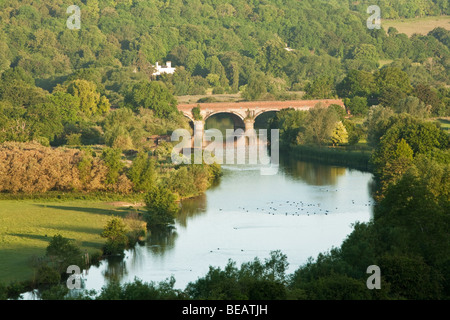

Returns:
177,99,346,135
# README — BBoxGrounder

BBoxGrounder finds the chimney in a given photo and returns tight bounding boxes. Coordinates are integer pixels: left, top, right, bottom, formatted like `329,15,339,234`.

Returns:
167,61,172,68
155,62,159,68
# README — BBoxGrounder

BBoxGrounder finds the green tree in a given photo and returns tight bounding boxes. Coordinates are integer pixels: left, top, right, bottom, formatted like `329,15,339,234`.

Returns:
66,80,110,116
46,234,83,273
337,70,377,100
144,185,179,229
185,251,289,300
375,67,413,97
0,77,48,107
378,85,408,107
242,72,267,101
365,106,396,148
125,80,178,118
302,274,372,300
101,147,124,185
379,254,443,300
267,109,308,146
0,66,34,86
344,96,369,116
305,104,339,146
330,121,349,146
304,76,334,99
24,102,65,143
371,115,448,194
96,277,183,300
185,49,206,76
414,84,440,110
343,119,364,146
101,217,129,255
35,265,61,286
205,55,229,88
48,92,81,124
395,96,429,118
128,152,157,192
351,44,379,63
378,138,415,191
103,108,146,150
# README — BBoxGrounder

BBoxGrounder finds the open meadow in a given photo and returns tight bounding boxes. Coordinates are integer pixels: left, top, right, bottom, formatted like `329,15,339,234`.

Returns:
0,200,139,284
383,15,449,36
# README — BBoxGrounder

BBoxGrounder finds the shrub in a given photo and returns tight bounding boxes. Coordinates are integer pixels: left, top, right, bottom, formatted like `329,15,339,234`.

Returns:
35,265,61,286
124,212,147,245
101,217,129,256
191,105,203,120
128,151,157,192
46,234,83,273
144,185,179,229
0,142,113,193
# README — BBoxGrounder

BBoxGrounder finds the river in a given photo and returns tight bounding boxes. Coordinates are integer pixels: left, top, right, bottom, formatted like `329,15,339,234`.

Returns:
74,151,374,293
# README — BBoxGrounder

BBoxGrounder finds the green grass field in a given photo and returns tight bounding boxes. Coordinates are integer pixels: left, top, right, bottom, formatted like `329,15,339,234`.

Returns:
0,199,137,284
437,118,450,135
383,15,449,37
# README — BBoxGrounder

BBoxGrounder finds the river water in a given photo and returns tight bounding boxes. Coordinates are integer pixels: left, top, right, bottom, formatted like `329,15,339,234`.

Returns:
75,152,374,293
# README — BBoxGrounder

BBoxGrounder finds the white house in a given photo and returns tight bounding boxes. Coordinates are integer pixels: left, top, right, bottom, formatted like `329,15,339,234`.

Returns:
153,61,176,76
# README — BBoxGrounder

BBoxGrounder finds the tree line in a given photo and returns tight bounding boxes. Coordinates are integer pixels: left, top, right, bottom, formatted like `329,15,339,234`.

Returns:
0,0,449,106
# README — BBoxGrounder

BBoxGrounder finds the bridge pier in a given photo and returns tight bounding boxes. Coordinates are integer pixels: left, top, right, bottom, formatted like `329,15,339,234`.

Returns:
193,120,204,147
244,119,257,147
244,119,255,133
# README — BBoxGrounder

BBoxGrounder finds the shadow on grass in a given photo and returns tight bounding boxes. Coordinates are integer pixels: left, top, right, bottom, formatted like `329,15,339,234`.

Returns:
7,233,102,251
7,233,55,243
33,204,126,216
46,225,102,236
438,119,450,131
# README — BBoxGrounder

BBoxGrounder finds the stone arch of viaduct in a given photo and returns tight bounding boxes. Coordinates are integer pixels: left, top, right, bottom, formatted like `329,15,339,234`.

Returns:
178,99,345,134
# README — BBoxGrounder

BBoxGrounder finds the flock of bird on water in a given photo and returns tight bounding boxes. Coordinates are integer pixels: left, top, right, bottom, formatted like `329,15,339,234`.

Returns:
218,194,375,218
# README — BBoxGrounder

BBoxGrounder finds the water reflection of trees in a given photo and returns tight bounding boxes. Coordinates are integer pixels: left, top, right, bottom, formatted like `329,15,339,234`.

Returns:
146,228,179,255
102,255,128,282
280,158,346,186
177,193,207,228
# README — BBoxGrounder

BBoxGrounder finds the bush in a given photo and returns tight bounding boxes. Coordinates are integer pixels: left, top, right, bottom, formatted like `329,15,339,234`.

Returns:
0,283,7,300
46,234,83,273
40,285,70,300
144,185,179,229
96,277,183,300
124,212,147,245
0,142,111,193
6,282,25,300
66,133,82,146
197,97,217,103
35,265,61,286
101,147,124,185
101,217,129,256
303,274,372,300
379,254,443,300
191,105,203,120
128,151,157,192
212,87,225,94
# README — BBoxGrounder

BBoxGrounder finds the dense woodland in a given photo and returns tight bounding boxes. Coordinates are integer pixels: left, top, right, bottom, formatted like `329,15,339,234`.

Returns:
0,0,449,300
0,0,449,148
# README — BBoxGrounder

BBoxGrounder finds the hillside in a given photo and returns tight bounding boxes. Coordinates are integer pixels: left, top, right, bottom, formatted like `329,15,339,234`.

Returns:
0,0,449,102
0,0,449,147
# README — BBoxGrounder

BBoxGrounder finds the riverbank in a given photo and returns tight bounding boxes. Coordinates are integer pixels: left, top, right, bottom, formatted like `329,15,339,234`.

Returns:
0,168,221,291
283,144,373,172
